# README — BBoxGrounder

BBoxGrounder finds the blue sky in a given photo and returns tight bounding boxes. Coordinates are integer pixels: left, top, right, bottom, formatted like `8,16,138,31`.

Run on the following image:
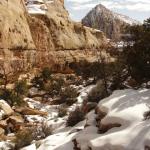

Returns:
64,0,150,23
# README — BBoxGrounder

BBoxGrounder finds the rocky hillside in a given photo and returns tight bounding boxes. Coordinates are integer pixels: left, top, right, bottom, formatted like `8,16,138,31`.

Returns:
19,88,150,150
0,0,109,75
82,4,140,41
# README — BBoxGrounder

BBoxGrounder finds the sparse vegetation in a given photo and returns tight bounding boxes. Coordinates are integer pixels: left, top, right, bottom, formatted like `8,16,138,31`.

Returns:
31,67,52,90
58,105,67,117
14,129,35,150
14,80,28,96
87,80,109,103
14,122,53,149
41,67,52,81
0,89,24,106
60,86,78,105
67,107,85,126
38,121,53,138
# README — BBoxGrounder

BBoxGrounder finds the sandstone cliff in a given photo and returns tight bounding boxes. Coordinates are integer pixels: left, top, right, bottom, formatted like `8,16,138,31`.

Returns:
0,0,108,74
82,4,140,41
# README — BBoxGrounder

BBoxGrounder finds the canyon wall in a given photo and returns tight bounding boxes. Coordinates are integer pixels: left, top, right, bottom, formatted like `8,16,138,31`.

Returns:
0,0,108,74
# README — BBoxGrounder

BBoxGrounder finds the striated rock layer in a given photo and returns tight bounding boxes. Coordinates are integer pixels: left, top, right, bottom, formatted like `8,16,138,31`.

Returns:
0,0,108,74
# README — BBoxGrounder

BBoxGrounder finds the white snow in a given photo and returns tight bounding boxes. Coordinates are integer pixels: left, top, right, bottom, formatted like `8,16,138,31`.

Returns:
22,88,150,150
0,141,14,150
25,0,54,15
114,13,140,25
21,144,36,150
89,89,150,150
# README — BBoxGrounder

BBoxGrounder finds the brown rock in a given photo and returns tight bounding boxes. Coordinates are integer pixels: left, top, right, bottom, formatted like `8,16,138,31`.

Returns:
0,127,5,136
6,115,25,133
15,107,47,116
127,78,138,88
99,123,121,134
0,100,14,117
7,115,24,124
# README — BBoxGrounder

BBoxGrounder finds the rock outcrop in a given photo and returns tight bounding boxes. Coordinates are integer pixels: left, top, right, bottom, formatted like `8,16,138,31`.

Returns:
0,0,108,75
0,100,14,118
82,4,140,41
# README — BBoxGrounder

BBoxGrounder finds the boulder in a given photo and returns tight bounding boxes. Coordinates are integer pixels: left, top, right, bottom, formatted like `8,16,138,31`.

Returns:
0,100,14,117
86,102,97,112
7,115,24,124
28,87,46,98
15,107,47,116
0,127,5,136
99,123,121,134
5,115,24,133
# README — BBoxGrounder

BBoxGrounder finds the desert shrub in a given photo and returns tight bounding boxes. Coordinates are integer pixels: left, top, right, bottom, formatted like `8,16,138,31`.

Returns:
37,121,53,138
14,123,53,149
0,89,24,106
51,77,65,92
14,129,35,149
31,68,52,89
67,107,85,126
60,86,78,105
14,80,28,96
31,76,45,89
46,77,65,96
41,67,52,81
58,106,67,117
87,81,109,103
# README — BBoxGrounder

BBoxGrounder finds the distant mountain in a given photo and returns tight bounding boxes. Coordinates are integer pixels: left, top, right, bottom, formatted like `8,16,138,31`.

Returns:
82,4,140,41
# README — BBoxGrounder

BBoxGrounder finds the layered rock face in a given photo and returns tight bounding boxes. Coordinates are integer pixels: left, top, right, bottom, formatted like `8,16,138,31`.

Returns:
82,4,140,41
0,0,108,74
0,0,36,73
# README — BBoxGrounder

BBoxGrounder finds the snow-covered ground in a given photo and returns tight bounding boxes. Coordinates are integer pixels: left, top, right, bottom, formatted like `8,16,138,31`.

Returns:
24,85,94,131
25,0,54,14
26,88,150,150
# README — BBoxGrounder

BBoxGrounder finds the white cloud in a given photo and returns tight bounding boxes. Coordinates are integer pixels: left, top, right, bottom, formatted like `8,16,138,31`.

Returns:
66,0,150,12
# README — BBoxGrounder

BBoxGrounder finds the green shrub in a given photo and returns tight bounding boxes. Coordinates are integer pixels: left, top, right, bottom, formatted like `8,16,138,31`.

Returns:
31,68,52,89
14,80,28,96
60,86,78,105
87,81,108,103
67,107,85,126
58,106,67,117
31,76,45,90
0,89,24,106
39,121,53,138
41,67,52,81
50,77,64,93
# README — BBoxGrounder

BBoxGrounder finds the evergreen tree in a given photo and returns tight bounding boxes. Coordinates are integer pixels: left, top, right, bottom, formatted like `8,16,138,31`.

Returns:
123,18,150,81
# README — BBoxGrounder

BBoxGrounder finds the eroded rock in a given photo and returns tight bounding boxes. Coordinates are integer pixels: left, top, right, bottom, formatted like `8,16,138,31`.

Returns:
0,100,14,118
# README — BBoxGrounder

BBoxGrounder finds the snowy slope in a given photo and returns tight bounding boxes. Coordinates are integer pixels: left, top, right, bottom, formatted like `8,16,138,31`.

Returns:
25,0,54,14
34,89,150,150
114,13,140,25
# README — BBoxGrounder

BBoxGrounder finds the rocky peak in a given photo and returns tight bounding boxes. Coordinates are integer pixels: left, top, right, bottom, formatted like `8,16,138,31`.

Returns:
82,4,140,41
